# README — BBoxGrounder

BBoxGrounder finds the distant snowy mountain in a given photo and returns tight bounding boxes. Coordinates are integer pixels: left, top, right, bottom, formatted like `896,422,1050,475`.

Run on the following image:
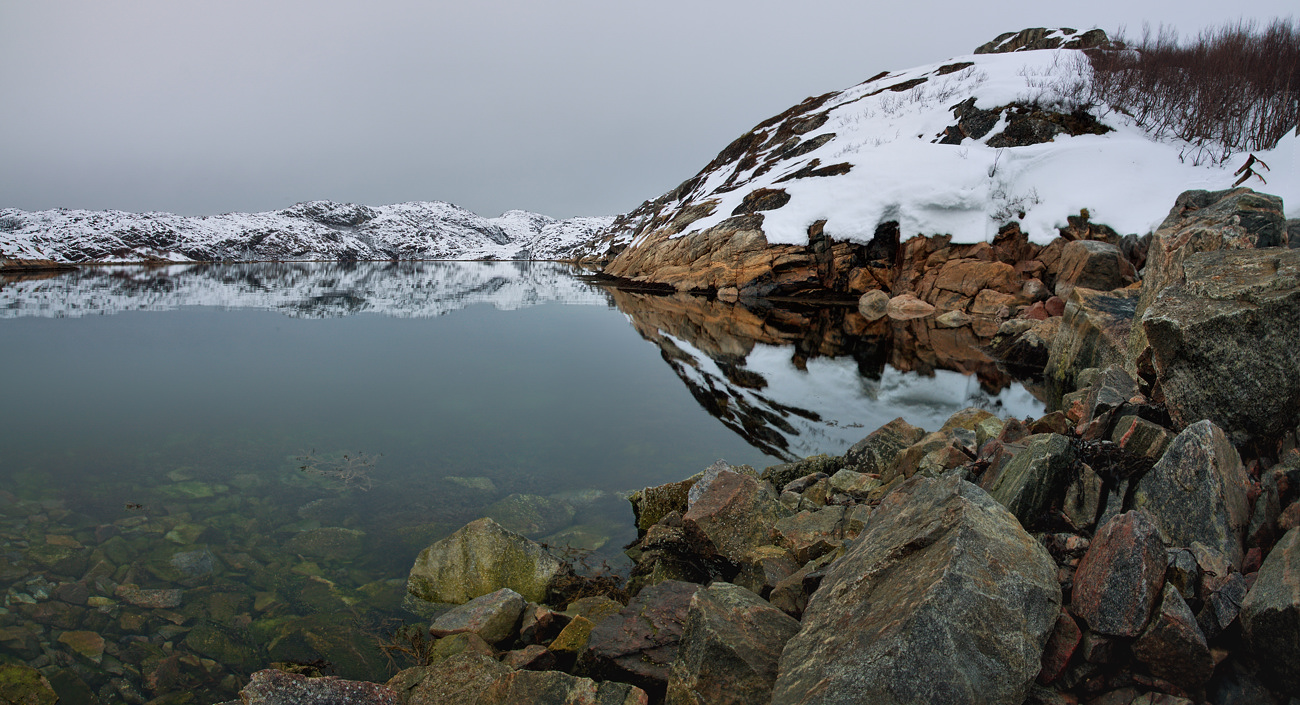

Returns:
0,261,610,318
0,200,614,264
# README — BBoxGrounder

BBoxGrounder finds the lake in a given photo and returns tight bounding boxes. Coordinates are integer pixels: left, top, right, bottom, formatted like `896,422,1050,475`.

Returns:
0,261,1043,702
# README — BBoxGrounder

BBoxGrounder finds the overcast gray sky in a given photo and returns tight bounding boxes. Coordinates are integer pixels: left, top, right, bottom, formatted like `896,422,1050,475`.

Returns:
2,1,1294,219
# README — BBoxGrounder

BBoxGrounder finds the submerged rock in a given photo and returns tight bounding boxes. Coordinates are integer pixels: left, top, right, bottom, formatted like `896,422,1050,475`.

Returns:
407,517,566,605
771,475,1060,705
239,669,399,705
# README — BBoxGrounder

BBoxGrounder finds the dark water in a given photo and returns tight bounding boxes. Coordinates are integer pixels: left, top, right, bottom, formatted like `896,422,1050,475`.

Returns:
0,261,1042,702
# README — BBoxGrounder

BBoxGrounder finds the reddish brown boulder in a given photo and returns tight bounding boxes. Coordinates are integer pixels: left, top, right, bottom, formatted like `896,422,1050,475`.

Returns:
1054,239,1137,299
1071,511,1167,637
886,293,936,319
1037,610,1082,685
576,579,702,700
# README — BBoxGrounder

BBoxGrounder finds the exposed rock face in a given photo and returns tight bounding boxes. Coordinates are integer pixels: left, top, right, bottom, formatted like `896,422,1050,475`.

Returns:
1141,248,1300,444
407,518,567,606
1240,527,1300,694
1070,511,1167,637
770,475,1060,705
974,27,1110,54
1132,421,1250,568
1128,188,1288,366
666,582,800,705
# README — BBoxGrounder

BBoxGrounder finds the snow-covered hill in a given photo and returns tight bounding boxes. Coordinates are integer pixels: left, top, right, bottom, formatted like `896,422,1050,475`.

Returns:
0,261,610,318
0,200,614,264
592,28,1299,260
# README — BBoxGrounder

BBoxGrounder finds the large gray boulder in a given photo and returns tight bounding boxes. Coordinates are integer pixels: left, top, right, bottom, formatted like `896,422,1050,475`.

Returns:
1054,239,1137,299
1070,511,1167,637
1141,247,1300,444
428,588,526,644
1044,286,1139,402
407,518,566,606
770,475,1060,705
1131,421,1250,568
475,671,648,705
682,469,788,564
1240,526,1300,694
1128,187,1288,368
666,582,800,705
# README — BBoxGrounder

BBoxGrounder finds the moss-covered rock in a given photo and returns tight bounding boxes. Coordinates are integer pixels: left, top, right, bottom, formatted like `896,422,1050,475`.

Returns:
407,518,567,606
0,663,57,705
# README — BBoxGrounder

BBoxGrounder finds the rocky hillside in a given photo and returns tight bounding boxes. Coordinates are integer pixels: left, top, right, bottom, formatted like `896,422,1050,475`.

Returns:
0,200,613,263
583,27,1300,297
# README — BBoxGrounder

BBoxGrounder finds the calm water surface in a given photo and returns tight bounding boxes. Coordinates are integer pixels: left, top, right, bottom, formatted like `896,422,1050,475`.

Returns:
0,262,1042,702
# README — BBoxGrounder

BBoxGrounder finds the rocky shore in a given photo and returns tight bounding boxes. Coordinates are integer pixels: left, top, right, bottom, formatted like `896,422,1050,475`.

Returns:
191,186,1300,704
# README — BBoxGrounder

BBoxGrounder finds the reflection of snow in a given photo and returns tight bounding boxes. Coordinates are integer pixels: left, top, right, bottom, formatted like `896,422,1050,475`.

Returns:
669,337,1042,459
0,261,610,319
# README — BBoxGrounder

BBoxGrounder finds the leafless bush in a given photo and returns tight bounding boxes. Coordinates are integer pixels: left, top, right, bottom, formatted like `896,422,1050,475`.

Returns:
1085,19,1300,163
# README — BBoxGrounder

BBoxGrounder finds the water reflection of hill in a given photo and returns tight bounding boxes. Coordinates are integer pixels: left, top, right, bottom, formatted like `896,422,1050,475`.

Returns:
0,261,610,318
608,289,1044,461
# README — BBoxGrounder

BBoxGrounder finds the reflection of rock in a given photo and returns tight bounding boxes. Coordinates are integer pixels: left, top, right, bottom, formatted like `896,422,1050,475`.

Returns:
607,288,1042,460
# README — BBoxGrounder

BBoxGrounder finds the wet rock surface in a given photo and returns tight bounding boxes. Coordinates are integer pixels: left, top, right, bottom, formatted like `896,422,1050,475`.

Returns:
407,517,567,606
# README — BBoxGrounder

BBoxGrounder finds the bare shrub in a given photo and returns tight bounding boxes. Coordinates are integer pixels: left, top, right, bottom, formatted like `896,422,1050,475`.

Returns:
1085,19,1300,163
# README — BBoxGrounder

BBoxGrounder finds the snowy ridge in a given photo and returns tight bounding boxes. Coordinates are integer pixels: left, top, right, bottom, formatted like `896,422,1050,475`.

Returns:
600,43,1299,252
0,200,614,264
0,261,610,319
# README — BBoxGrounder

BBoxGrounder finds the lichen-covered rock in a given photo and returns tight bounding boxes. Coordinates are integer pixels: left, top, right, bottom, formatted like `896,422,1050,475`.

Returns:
1070,511,1167,637
1141,248,1300,444
477,670,649,705
666,582,800,705
1132,583,1213,691
770,475,1060,705
239,669,399,705
407,518,566,606
774,507,844,564
429,588,526,644
577,579,702,700
628,476,700,534
392,652,511,705
1044,286,1139,401
682,469,788,564
1240,526,1300,694
1132,421,1250,568
843,417,927,476
986,433,1075,529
